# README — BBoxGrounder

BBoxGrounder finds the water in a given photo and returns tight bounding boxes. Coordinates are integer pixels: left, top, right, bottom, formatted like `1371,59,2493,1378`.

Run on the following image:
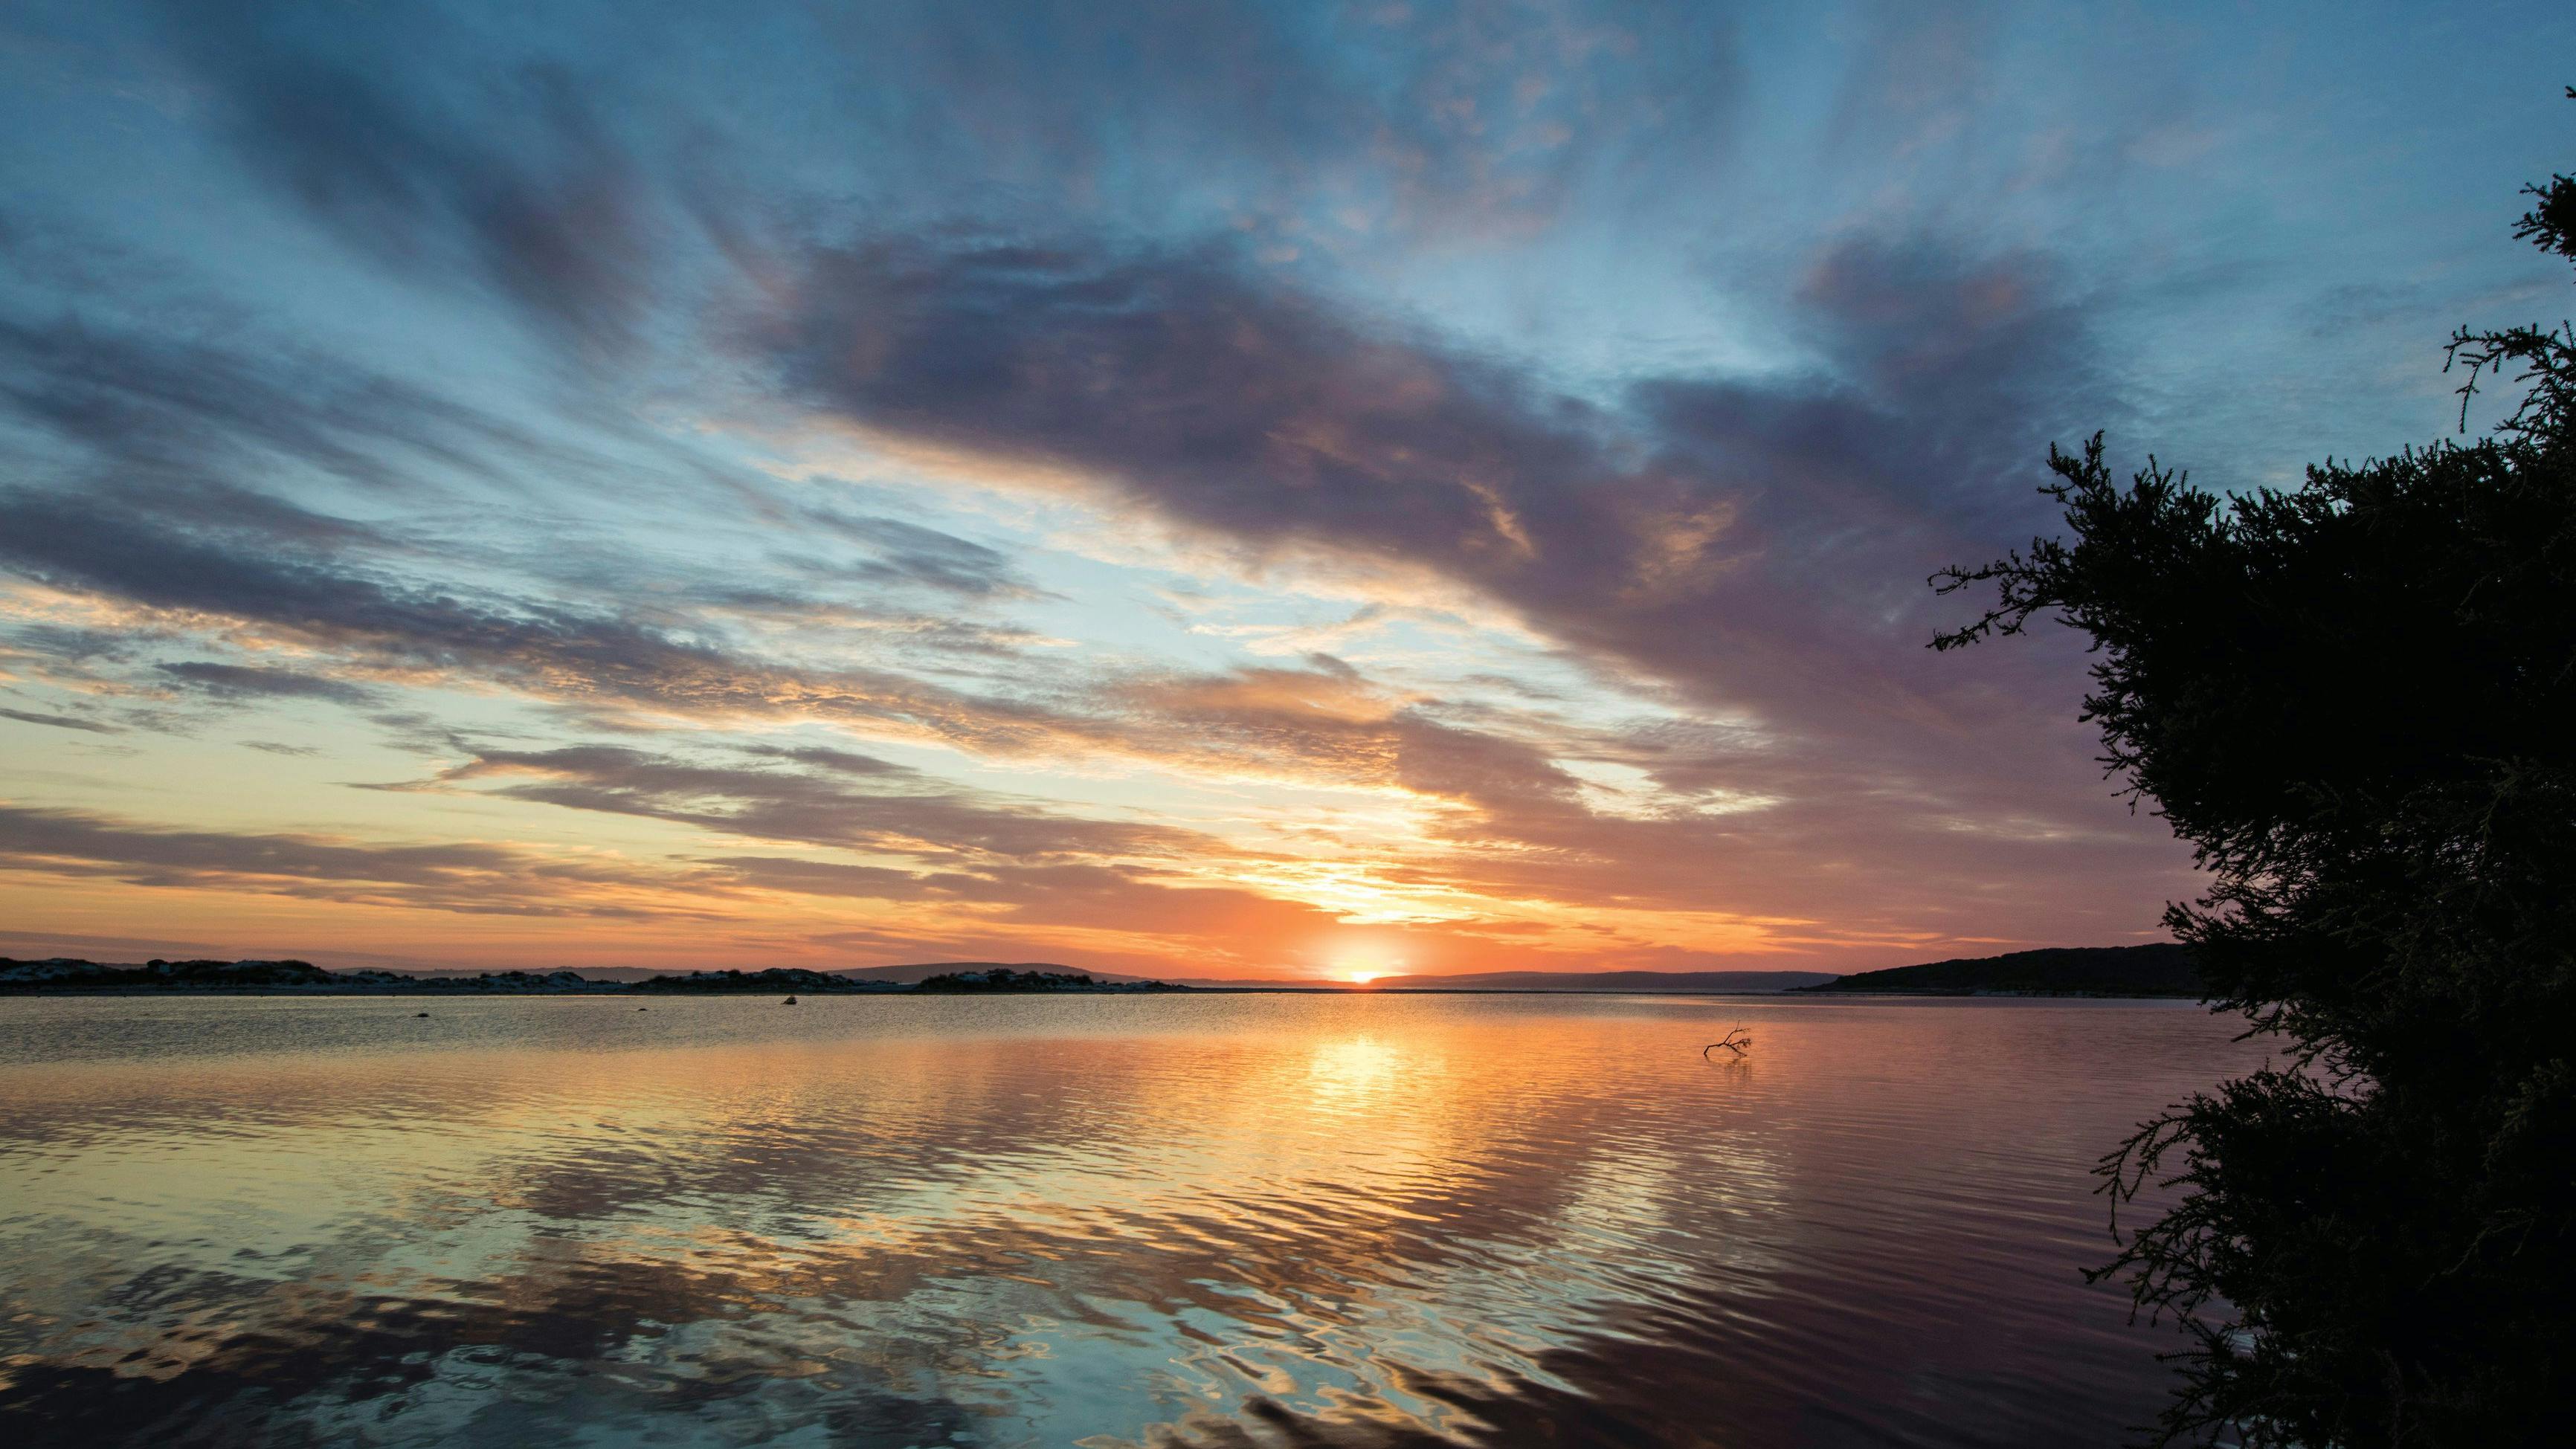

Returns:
0,993,2260,1448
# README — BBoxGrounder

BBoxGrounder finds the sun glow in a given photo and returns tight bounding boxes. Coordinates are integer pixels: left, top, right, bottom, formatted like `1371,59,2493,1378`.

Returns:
1337,957,1402,985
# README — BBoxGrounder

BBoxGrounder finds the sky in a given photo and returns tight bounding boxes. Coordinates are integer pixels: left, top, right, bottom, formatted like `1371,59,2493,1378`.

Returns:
1,1,2569,981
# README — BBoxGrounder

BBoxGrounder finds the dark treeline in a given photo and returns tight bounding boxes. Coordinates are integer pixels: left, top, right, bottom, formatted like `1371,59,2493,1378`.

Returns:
0,958,1182,994
1936,97,2576,1448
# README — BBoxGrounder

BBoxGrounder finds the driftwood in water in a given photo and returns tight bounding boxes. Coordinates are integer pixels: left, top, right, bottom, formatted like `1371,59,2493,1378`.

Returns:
1702,1027,1752,1059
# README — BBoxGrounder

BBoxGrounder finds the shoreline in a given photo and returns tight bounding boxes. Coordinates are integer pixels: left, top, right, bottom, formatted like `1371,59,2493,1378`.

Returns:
0,984,2203,1000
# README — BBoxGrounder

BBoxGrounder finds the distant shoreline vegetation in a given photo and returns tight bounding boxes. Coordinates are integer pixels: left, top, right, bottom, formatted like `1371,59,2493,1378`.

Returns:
0,959,1190,995
0,946,2197,998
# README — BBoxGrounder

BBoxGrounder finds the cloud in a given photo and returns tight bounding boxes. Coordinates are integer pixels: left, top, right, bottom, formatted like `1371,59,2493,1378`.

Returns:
918,859,1336,938
431,744,1215,864
0,297,1095,752
1,54,2110,823
0,480,1046,749
737,743,913,777
0,804,721,918
0,408,1649,819
0,239,2175,972
0,483,634,672
797,0,1742,240
414,746,1361,953
165,13,653,355
0,2,2238,976
693,853,1327,940
1113,662,1585,813
764,235,1588,570
386,665,2163,949
242,740,323,757
0,706,123,734
800,509,1037,598
157,661,382,706
757,227,2109,788
0,315,565,500
695,854,928,900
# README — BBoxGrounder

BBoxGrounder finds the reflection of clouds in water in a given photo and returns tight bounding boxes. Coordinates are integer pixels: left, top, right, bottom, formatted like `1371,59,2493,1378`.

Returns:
0,995,2258,1448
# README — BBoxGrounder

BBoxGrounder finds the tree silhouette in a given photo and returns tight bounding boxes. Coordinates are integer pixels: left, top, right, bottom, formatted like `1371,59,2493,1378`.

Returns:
1933,95,2576,1448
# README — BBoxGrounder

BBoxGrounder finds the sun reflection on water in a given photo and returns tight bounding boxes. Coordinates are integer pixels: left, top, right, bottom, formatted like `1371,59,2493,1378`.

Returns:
1304,1033,1405,1104
0,993,2258,1448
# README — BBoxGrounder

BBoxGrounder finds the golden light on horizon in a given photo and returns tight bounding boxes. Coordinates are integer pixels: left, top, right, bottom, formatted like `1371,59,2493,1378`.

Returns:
1338,956,1402,984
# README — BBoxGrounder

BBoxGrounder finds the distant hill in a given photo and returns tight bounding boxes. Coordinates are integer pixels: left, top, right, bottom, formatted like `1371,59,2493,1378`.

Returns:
1793,943,2200,998
1355,969,1838,993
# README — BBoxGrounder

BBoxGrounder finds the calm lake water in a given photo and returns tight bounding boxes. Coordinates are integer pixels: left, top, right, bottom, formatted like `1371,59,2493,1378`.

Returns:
0,993,2259,1448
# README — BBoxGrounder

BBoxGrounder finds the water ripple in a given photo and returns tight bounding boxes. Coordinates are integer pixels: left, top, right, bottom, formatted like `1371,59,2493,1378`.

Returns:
0,994,2257,1447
